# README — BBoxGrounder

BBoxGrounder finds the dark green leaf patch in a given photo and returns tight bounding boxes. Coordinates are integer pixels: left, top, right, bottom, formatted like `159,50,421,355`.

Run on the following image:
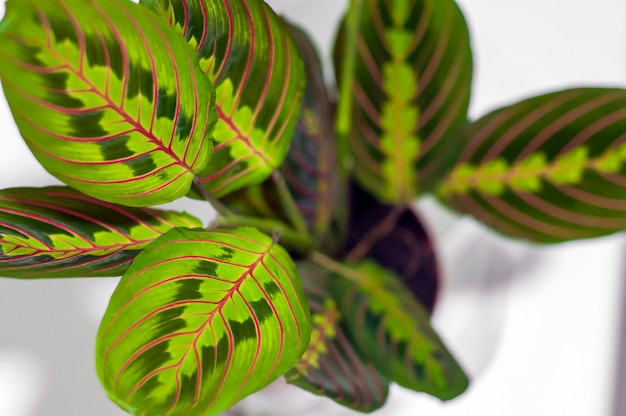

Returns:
126,63,155,102
250,298,273,324
68,111,109,138
99,136,134,161
125,154,158,177
201,335,230,376
194,259,218,277
230,318,257,346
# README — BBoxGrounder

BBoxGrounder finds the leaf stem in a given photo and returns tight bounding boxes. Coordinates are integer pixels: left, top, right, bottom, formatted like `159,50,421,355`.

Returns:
272,170,309,237
335,0,364,172
192,176,233,218
215,216,310,253
308,251,365,285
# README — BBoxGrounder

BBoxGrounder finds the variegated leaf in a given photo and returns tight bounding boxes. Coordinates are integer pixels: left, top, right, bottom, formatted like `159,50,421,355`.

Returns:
96,227,311,416
334,0,472,202
143,0,305,197
285,262,389,412
334,260,468,400
0,0,216,207
438,88,626,242
219,23,346,253
0,186,201,278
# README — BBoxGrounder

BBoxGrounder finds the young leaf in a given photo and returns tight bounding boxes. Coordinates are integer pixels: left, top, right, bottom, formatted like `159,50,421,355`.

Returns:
0,0,216,207
334,0,472,202
0,186,201,278
97,227,311,416
438,88,626,242
334,260,468,400
346,181,439,313
143,0,305,197
285,262,389,412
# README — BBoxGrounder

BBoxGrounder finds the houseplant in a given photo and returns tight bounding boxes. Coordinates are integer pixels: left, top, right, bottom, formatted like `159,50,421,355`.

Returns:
1,0,625,415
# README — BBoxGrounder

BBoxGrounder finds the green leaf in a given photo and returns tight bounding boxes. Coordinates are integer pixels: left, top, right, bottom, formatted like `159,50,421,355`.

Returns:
334,0,472,202
285,262,389,412
219,23,347,253
97,227,311,416
333,260,468,400
143,0,305,197
0,186,201,278
438,88,626,243
0,0,216,207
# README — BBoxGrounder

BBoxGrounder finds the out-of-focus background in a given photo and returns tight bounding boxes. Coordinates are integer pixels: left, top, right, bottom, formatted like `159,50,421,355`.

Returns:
0,1,625,415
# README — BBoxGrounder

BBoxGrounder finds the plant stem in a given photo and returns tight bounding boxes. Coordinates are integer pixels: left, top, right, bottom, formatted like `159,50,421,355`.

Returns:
308,251,365,285
192,176,233,218
216,216,310,253
272,170,309,237
335,0,364,172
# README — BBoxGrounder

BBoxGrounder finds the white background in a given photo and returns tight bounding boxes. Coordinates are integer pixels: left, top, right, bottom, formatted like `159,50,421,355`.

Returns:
1,1,626,415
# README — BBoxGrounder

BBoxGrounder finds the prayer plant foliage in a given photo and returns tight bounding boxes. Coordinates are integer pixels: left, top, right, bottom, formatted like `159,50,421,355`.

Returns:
0,0,624,414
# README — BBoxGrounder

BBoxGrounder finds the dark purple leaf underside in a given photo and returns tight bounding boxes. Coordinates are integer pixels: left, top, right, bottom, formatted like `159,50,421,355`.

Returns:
0,186,201,278
345,180,439,313
285,262,389,412
439,88,626,242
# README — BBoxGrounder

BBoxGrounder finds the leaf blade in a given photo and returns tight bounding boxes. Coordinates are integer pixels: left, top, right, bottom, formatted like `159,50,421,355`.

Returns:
285,262,389,412
143,0,305,197
333,260,468,400
0,186,201,278
96,227,311,416
0,0,216,206
334,0,473,202
438,88,626,242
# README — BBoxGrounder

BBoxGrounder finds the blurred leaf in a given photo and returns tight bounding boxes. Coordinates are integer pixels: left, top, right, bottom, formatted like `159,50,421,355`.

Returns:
221,180,282,221
334,0,472,202
97,227,311,416
144,0,305,197
438,88,626,242
284,23,346,251
0,186,201,278
0,0,216,206
334,260,468,400
346,180,439,313
286,262,389,412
